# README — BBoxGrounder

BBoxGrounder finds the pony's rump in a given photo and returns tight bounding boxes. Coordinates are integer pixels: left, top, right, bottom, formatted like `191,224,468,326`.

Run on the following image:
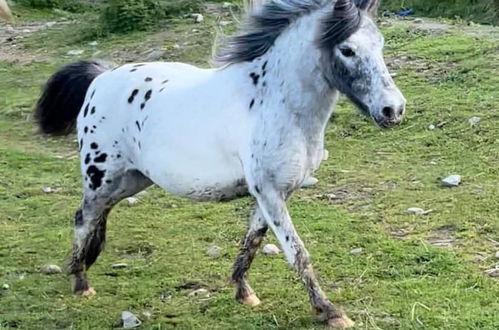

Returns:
34,61,108,135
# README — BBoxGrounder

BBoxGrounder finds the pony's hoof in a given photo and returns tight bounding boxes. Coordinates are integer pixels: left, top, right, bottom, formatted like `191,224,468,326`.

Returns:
327,315,355,328
241,293,261,307
76,287,96,297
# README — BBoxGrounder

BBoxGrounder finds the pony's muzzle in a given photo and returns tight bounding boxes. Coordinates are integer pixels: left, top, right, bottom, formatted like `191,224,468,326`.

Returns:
375,99,406,128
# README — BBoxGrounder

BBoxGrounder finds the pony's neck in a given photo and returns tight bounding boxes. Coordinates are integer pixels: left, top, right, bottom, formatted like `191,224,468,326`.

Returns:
242,10,339,130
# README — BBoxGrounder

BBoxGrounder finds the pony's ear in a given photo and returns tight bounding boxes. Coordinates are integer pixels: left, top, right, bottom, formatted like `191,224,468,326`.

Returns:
352,0,380,16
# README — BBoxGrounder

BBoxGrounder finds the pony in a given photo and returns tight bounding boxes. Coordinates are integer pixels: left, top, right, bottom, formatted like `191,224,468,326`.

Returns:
34,0,405,327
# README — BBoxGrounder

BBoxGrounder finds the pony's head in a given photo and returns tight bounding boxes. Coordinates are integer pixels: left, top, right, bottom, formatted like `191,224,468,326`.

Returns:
320,0,406,128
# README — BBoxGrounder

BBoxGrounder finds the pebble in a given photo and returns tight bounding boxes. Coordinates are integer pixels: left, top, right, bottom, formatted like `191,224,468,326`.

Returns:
406,207,432,215
206,245,221,258
111,263,128,269
126,197,139,206
441,174,461,187
45,21,57,28
41,264,62,274
414,18,424,23
262,244,281,255
301,177,319,188
219,21,233,26
42,187,53,193
192,13,204,23
135,190,148,197
145,49,164,61
188,288,210,299
485,267,499,278
495,251,499,259
160,291,172,302
350,248,363,255
88,41,98,46
428,124,435,130
2,284,9,290
468,116,481,125
121,311,141,329
67,49,84,56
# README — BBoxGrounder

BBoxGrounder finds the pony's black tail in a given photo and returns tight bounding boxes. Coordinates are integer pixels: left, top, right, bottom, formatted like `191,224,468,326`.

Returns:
34,61,109,135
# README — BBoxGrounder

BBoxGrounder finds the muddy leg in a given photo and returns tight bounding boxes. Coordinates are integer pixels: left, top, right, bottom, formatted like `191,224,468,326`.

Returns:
256,189,354,328
232,207,268,306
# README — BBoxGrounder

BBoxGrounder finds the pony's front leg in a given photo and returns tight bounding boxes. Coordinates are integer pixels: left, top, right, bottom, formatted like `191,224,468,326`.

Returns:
255,189,354,329
232,207,268,306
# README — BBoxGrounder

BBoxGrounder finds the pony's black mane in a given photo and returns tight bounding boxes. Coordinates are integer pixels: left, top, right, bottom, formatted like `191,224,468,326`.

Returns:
216,0,375,65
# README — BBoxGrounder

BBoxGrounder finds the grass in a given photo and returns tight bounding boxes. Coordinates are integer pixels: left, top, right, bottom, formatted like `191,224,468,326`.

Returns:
1,3,499,330
382,0,499,26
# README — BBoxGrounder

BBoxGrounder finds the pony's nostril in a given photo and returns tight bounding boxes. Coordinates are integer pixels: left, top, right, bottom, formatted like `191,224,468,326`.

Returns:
382,106,395,119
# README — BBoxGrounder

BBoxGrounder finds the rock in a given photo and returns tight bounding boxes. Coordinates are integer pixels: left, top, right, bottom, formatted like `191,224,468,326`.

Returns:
485,267,499,278
414,18,424,23
45,21,57,28
22,29,31,33
141,311,152,320
2,284,9,290
67,49,84,56
428,124,435,130
219,21,233,26
301,177,319,188
6,25,14,33
350,248,363,255
468,116,481,125
441,175,461,187
145,49,164,61
206,245,221,258
188,288,210,299
88,41,98,46
42,187,53,193
160,291,172,302
406,207,432,215
121,311,141,329
495,251,499,259
262,244,281,255
41,264,62,274
126,197,139,206
192,13,204,23
111,263,128,269
323,149,329,160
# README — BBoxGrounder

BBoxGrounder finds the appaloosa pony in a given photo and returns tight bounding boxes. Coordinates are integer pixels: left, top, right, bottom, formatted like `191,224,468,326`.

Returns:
35,0,405,327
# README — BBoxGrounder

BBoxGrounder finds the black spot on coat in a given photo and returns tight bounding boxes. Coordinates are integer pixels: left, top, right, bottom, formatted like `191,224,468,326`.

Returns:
249,72,260,85
128,89,139,103
87,165,105,190
94,153,108,163
84,153,91,164
90,142,98,149
145,77,153,82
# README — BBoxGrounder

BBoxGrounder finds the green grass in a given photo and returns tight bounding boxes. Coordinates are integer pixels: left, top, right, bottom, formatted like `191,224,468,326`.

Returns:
382,0,499,25
1,4,499,330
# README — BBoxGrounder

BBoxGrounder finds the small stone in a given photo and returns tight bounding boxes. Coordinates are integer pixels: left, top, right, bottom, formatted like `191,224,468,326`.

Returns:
121,311,141,329
2,284,9,290
428,124,435,130
88,41,98,46
126,197,139,206
141,311,152,320
485,267,499,278
219,21,233,26
414,18,424,23
206,245,221,258
188,288,210,299
6,25,14,33
146,49,164,61
173,43,180,49
111,263,128,269
390,72,398,77
495,251,499,259
350,248,363,255
406,207,432,215
323,149,329,160
441,175,461,187
22,29,31,33
45,21,57,28
160,291,172,302
192,13,204,23
301,177,319,188
41,264,62,274
67,49,84,56
262,244,281,255
468,116,481,125
42,187,53,193
135,190,148,197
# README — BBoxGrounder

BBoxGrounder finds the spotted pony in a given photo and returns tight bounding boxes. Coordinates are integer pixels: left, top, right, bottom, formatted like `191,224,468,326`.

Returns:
34,0,405,327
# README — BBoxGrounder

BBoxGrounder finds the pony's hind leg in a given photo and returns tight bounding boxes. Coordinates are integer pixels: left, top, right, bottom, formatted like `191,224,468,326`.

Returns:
67,169,152,296
232,207,268,306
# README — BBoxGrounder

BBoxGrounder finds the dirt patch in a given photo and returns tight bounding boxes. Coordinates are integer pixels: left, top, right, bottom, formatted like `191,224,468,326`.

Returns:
428,226,458,248
0,20,70,64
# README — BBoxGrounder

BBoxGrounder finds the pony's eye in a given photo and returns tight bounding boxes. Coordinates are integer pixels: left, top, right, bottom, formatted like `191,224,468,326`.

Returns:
340,47,356,57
